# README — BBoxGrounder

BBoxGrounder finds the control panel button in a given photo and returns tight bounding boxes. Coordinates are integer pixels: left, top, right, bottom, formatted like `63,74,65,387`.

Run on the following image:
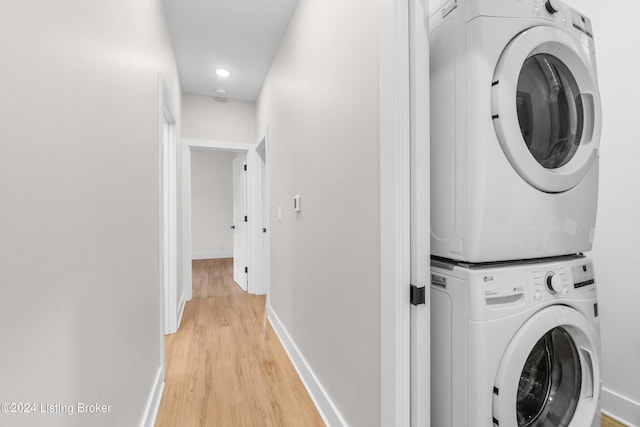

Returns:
545,0,561,14
545,272,563,294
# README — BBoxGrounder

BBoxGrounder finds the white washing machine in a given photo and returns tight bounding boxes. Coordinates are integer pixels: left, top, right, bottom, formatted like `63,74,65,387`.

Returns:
430,0,602,262
431,255,601,427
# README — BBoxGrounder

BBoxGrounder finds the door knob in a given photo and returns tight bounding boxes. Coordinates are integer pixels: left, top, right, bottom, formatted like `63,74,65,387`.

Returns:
231,225,236,229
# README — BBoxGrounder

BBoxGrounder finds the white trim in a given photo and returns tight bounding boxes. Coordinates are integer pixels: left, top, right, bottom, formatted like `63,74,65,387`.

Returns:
182,144,194,302
379,0,412,426
140,365,165,427
602,387,640,427
191,251,233,260
409,0,430,425
184,138,254,152
267,306,347,427
158,72,178,337
257,129,271,304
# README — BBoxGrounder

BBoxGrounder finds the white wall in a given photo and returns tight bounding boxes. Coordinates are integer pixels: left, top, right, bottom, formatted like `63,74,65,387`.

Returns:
182,94,256,142
256,0,380,425
190,150,235,259
565,1,640,424
0,1,181,426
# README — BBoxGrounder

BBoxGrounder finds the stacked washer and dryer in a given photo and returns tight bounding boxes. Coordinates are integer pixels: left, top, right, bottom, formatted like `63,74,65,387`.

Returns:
429,0,603,426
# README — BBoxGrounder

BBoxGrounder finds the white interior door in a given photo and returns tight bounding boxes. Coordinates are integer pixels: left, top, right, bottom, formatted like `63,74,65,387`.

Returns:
232,153,248,291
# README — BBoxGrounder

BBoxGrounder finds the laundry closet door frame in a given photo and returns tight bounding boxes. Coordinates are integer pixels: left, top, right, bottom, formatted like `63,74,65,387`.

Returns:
379,0,430,425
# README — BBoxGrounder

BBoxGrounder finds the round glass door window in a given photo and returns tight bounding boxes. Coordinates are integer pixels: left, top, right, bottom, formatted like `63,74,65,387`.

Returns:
516,327,582,427
516,54,584,169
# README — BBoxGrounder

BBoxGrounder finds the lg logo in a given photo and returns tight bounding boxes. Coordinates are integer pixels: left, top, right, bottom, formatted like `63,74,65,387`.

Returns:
483,276,494,282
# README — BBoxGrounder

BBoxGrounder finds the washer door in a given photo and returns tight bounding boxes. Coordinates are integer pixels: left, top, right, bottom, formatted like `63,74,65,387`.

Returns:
493,306,600,427
492,26,601,193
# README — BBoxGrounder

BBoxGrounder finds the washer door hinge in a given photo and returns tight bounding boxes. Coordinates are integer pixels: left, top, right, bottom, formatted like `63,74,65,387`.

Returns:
410,285,426,306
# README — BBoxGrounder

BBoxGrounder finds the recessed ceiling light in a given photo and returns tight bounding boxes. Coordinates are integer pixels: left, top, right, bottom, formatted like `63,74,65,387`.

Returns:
215,68,231,78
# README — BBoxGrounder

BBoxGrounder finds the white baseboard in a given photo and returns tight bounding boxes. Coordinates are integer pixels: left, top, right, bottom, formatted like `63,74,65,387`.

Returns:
192,251,232,260
267,305,346,427
602,386,640,427
140,365,165,427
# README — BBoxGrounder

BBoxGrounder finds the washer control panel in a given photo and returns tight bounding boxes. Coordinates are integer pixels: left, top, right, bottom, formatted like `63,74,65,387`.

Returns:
453,257,597,320
531,267,569,300
529,0,593,39
529,260,596,302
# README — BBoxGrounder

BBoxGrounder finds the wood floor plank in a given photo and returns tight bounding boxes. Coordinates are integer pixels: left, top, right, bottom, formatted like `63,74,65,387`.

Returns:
602,414,629,427
155,259,325,427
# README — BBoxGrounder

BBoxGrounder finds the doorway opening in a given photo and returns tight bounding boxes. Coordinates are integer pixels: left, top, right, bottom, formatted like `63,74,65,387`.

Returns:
182,137,270,311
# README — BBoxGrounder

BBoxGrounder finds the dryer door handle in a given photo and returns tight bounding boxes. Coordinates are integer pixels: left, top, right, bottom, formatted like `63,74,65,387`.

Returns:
579,347,595,399
580,93,599,151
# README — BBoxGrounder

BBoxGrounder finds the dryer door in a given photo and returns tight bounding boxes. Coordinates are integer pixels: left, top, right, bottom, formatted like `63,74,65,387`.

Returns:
492,26,601,193
492,306,600,427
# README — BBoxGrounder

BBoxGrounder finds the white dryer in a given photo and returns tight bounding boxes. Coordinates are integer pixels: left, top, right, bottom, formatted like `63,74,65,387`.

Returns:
430,0,602,262
431,255,601,427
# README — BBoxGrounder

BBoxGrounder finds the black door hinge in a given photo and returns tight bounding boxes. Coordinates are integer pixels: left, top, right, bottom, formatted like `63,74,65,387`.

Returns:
263,228,267,233
245,266,248,274
410,285,425,306
244,164,247,171
244,215,248,222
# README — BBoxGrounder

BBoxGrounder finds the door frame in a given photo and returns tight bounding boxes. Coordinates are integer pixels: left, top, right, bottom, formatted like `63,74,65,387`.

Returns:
182,138,269,298
158,74,178,336
409,0,431,425
250,134,270,302
379,0,430,425
379,0,411,425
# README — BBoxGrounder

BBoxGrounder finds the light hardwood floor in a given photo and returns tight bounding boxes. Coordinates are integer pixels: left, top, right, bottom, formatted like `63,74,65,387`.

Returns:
155,259,626,427
155,258,324,427
602,414,628,427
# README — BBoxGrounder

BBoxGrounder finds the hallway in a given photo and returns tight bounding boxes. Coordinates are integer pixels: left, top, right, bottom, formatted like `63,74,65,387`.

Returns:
155,258,324,426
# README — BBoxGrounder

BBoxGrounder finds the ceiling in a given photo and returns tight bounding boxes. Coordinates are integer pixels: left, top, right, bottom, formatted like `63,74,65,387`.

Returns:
163,0,299,102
